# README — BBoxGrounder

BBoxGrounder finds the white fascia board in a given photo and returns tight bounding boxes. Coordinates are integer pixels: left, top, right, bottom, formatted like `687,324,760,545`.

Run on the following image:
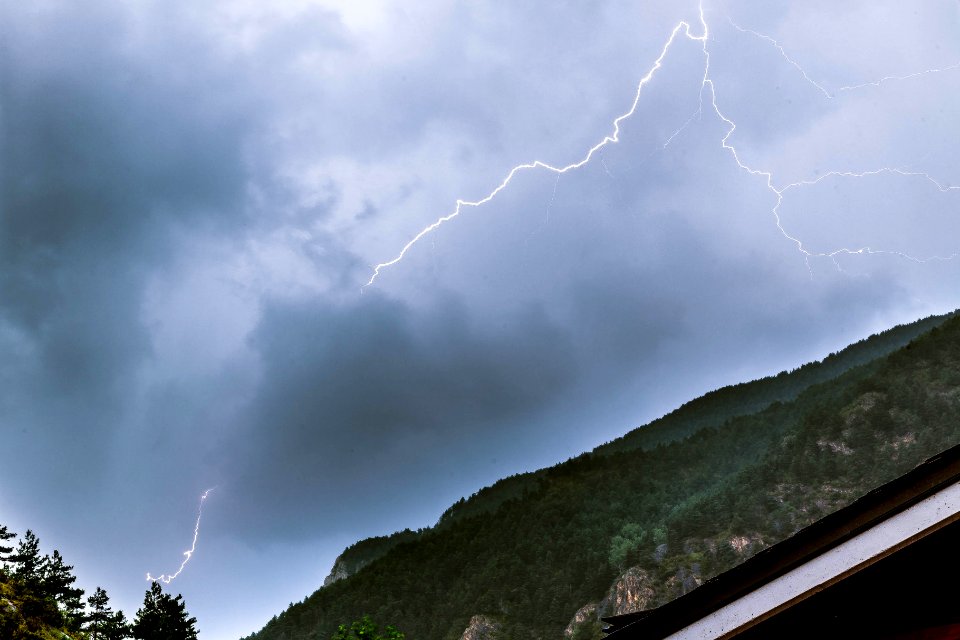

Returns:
666,481,960,640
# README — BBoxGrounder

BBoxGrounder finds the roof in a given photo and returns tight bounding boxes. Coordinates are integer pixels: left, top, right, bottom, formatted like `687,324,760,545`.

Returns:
603,443,960,639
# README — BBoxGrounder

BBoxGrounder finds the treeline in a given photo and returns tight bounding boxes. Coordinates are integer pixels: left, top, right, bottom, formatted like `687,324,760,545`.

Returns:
0,525,198,640
436,311,954,529
590,316,960,622
599,311,954,453
245,312,960,640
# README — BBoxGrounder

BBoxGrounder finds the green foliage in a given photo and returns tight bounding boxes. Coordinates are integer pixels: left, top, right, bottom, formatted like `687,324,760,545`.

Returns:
87,586,131,640
570,619,603,640
598,311,953,453
245,312,960,640
331,615,405,640
0,521,186,640
132,582,198,640
608,523,647,569
10,531,45,588
0,529,86,640
0,524,15,560
43,550,84,630
436,472,544,528
332,530,422,580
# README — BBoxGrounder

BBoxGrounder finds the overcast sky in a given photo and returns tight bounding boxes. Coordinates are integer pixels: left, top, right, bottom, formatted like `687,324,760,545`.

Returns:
2,1,959,638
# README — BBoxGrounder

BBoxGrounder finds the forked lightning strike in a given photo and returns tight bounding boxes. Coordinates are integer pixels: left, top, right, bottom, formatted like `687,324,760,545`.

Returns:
723,19,960,271
363,16,706,289
146,488,214,585
365,4,960,288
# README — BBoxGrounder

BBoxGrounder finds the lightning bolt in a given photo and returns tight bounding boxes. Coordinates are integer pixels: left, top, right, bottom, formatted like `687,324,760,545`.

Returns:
726,19,832,98
729,18,960,98
146,488,214,584
363,15,707,289
364,4,959,288
722,18,960,273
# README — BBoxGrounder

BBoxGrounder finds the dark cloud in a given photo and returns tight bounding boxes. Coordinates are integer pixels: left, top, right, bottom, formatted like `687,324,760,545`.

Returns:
0,1,256,498
225,291,578,537
1,2,959,639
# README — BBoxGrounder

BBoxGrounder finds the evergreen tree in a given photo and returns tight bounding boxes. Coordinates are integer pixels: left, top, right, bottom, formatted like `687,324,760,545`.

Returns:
44,550,80,595
9,529,44,588
5,529,65,634
104,610,134,640
331,615,405,640
0,523,15,560
88,587,114,640
44,548,85,625
132,581,198,640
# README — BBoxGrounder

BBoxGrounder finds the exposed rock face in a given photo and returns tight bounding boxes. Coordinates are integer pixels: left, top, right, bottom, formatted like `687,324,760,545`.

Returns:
460,614,501,640
652,543,668,564
669,565,702,596
728,534,762,555
600,566,656,615
322,555,352,586
816,439,854,455
564,567,656,637
563,603,598,638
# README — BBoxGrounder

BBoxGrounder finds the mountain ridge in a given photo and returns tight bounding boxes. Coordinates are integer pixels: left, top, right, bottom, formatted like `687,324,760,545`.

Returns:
244,310,960,640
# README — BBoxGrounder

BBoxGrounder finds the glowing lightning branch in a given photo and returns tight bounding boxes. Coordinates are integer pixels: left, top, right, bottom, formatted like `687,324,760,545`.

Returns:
365,4,960,288
717,18,960,271
836,62,960,93
729,17,960,97
364,17,706,289
146,488,214,585
727,19,832,98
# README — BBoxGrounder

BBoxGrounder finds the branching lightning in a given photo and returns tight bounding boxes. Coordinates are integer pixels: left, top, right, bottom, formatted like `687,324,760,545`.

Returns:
723,18,960,272
727,19,832,98
729,17,960,97
363,3,960,288
363,16,704,289
146,488,214,585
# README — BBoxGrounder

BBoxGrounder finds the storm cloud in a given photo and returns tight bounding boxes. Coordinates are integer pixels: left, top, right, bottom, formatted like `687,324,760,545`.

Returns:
2,1,959,639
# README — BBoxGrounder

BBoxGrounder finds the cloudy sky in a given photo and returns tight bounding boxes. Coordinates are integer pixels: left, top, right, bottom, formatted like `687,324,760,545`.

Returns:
2,0,959,638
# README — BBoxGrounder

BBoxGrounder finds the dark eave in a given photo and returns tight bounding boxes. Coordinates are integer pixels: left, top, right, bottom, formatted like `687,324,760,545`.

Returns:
603,442,960,638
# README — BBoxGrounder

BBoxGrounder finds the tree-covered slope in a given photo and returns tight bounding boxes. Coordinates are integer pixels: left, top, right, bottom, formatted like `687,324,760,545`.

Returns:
438,312,952,528
596,311,953,453
244,312,960,640
322,530,422,587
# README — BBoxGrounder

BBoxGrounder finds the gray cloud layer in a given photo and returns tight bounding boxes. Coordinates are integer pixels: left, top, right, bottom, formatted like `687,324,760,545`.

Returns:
2,1,959,638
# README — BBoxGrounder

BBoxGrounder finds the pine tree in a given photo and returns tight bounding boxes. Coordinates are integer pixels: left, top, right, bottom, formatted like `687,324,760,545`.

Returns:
104,610,134,640
0,523,15,560
9,529,44,588
331,615,405,640
132,581,198,640
43,549,85,630
6,529,63,632
86,589,133,640
87,587,114,640
44,549,84,603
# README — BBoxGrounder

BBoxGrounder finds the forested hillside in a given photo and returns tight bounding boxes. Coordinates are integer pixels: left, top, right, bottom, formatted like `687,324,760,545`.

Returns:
0,525,199,640
245,312,960,640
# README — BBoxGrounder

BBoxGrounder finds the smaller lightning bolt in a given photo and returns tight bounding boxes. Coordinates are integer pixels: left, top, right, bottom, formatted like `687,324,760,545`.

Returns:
727,19,833,98
708,17,960,274
836,60,960,93
729,17,960,98
780,168,959,194
146,488,214,585
772,168,960,272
